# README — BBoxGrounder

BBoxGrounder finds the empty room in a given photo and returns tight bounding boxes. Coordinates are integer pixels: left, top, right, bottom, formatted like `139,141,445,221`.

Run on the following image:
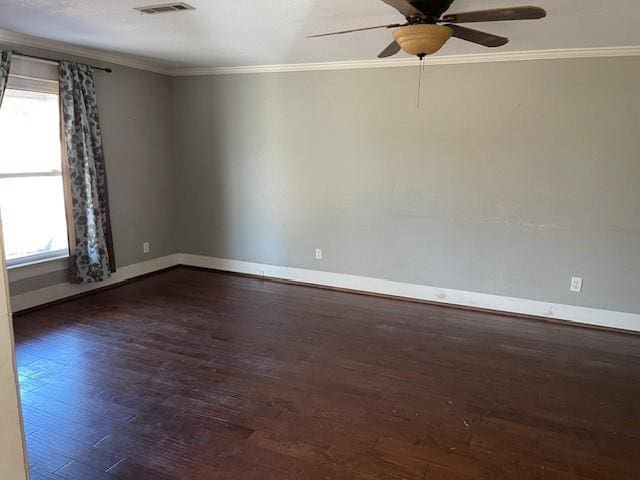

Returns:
0,1,639,479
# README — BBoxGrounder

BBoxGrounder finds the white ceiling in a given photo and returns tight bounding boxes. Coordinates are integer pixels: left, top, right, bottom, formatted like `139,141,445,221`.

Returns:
0,0,639,69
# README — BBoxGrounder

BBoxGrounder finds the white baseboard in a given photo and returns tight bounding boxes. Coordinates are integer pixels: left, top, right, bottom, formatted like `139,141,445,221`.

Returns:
180,254,640,333
10,252,639,332
10,254,181,313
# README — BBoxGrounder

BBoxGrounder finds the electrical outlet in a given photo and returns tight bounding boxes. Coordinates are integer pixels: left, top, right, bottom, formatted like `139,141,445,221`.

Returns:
570,276,583,293
315,249,322,260
143,242,150,254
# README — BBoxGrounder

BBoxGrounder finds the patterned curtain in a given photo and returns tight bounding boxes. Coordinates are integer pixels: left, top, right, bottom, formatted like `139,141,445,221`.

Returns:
59,61,115,283
0,50,11,107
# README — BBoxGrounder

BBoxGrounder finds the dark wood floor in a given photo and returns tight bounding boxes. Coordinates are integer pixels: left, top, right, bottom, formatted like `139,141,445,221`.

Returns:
13,267,640,479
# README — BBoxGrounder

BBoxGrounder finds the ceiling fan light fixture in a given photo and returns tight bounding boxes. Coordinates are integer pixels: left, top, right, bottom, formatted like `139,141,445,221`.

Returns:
392,24,453,57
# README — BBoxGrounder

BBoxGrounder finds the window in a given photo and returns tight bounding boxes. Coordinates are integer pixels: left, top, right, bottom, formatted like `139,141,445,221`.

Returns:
0,75,69,267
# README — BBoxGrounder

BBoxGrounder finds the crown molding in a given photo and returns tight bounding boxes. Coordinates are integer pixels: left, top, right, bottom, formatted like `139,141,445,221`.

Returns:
0,28,172,75
1,27,639,78
171,45,640,76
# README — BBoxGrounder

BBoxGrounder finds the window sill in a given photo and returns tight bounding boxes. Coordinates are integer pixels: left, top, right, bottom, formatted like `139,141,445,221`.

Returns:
7,255,69,283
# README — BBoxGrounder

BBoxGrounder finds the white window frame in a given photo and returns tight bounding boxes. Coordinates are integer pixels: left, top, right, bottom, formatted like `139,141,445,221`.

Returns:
2,58,69,270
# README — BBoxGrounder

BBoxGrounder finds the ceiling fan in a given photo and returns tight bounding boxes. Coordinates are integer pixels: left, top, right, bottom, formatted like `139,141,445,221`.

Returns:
309,1,547,60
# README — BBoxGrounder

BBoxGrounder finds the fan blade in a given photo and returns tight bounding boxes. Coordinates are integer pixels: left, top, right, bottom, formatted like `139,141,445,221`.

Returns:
446,24,508,47
307,23,402,38
381,0,425,18
378,41,401,58
442,6,546,23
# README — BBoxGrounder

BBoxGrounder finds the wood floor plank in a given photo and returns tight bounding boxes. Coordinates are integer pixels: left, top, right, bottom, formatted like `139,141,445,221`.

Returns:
13,267,640,479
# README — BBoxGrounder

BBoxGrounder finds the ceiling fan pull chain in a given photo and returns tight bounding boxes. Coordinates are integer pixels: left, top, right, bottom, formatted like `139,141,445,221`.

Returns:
416,56,425,109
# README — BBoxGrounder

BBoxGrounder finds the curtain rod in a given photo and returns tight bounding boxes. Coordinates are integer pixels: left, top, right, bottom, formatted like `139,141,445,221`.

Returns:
12,51,113,73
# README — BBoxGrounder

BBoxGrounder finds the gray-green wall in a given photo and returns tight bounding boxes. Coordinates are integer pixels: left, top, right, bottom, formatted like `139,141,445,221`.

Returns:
4,48,639,317
171,57,640,314
1,45,177,296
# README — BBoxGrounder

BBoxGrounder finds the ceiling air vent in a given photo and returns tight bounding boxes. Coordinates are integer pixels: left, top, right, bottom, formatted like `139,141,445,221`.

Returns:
134,2,195,14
